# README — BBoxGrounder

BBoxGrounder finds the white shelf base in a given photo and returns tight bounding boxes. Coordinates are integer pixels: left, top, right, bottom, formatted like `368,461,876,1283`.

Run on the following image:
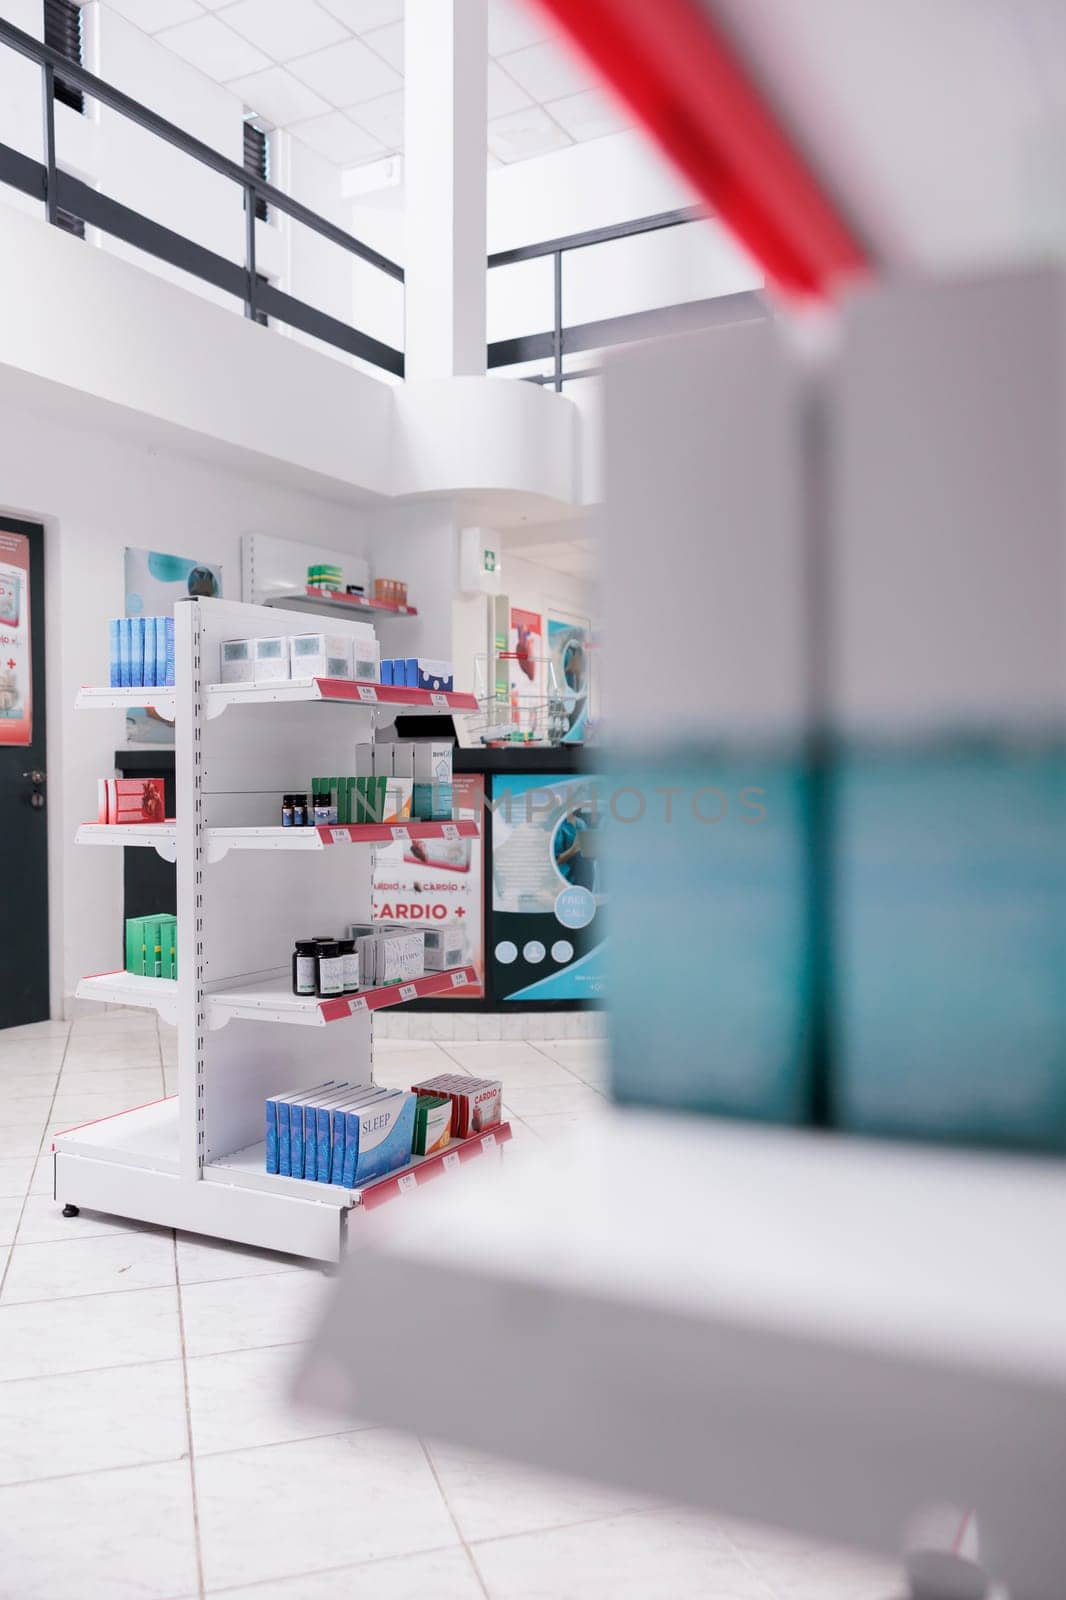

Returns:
295,1109,1066,1595
75,971,180,1026
76,822,177,861
53,1097,180,1175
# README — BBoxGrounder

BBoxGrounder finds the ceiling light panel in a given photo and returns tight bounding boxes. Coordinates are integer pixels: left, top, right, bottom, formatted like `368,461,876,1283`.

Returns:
104,0,205,32
290,110,387,164
317,0,404,32
497,38,591,103
228,64,331,126
487,105,571,164
488,0,552,57
222,0,349,63
487,59,532,118
155,12,271,79
349,88,403,147
546,88,627,143
363,20,403,71
289,35,402,106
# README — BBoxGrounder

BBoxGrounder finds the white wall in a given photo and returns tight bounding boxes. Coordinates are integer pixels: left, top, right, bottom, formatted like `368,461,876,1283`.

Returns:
0,396,375,1014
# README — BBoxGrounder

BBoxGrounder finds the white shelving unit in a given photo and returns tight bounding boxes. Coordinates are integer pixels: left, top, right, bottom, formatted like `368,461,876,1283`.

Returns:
58,596,503,1261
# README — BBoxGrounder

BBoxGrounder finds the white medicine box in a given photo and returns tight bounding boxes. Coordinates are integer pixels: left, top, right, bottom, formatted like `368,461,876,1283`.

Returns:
220,638,254,683
253,636,291,682
289,633,353,681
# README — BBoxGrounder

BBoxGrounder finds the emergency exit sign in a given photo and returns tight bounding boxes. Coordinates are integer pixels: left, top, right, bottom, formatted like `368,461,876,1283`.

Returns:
483,549,497,573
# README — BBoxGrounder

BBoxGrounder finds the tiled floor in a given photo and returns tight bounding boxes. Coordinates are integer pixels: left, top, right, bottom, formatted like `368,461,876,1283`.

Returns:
0,1012,904,1600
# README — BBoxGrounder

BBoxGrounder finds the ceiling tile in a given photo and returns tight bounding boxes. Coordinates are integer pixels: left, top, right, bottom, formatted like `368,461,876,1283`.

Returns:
348,88,403,147
363,19,403,71
317,0,403,32
222,0,349,63
497,38,591,102
103,0,205,32
228,64,331,125
487,59,532,118
155,13,271,80
488,0,552,57
289,35,402,106
488,105,572,164
290,110,388,165
545,87,627,143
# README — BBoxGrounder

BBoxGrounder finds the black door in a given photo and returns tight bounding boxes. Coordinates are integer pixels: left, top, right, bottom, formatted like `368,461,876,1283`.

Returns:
0,517,49,1028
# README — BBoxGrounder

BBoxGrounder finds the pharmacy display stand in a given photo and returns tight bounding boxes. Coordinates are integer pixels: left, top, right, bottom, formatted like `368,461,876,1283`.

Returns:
57,596,510,1261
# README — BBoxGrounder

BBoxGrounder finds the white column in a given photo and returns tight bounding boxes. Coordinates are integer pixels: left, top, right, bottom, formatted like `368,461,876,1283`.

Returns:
404,0,488,381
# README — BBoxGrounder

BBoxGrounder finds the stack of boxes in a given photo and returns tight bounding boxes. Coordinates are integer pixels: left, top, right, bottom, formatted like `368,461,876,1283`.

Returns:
265,1082,417,1185
125,914,177,980
219,630,380,686
381,656,454,692
108,617,175,689
308,741,451,827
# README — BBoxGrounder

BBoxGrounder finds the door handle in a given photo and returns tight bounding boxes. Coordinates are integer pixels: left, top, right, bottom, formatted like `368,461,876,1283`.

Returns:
22,770,46,784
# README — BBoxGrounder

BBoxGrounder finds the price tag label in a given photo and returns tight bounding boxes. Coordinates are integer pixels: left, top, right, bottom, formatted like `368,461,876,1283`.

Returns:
347,996,368,1014
391,826,410,842
357,684,378,703
451,971,469,988
441,823,460,840
442,1151,460,1173
481,1133,498,1152
330,827,351,845
430,692,448,707
399,983,417,1001
397,1171,418,1194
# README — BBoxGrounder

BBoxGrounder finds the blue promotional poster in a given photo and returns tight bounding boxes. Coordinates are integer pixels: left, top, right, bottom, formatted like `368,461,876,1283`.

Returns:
546,615,590,744
490,773,605,1003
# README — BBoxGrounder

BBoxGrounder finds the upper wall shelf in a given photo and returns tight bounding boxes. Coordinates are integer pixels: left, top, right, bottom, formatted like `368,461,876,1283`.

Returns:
204,678,478,718
76,679,479,721
265,587,418,619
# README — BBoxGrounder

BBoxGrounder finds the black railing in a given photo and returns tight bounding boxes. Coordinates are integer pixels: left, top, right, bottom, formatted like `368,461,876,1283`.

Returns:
487,207,766,390
0,14,763,392
0,14,406,376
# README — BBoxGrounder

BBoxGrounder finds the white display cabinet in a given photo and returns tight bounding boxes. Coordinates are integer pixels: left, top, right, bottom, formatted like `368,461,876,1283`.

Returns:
58,597,507,1261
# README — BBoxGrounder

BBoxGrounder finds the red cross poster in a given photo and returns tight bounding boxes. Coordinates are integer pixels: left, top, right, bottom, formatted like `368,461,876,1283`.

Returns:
0,530,32,746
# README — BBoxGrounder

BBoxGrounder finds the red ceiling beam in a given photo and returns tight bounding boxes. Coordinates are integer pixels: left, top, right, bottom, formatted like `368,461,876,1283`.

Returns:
529,0,870,300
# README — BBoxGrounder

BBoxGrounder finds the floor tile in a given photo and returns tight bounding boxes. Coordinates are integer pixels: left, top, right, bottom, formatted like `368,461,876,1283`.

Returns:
0,1195,25,1246
16,1194,160,1246
0,1457,198,1600
426,1439,659,1542
70,1008,159,1035
1,1229,177,1304
187,1343,353,1457
28,1155,55,1196
500,1081,605,1117
63,1036,159,1068
721,1520,902,1600
206,1546,484,1598
0,1158,36,1197
0,1359,187,1484
3,1124,47,1158
196,1430,459,1590
51,1087,168,1123
58,1065,165,1097
0,1284,181,1381
177,1232,306,1286
180,1269,329,1358
520,1112,593,1146
470,1506,771,1600
0,1044,66,1073
440,1040,570,1078
0,1072,61,1099
0,1020,69,1043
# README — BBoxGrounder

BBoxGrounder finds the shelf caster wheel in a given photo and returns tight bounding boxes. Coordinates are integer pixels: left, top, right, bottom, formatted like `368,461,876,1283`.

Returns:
62,1204,80,1218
